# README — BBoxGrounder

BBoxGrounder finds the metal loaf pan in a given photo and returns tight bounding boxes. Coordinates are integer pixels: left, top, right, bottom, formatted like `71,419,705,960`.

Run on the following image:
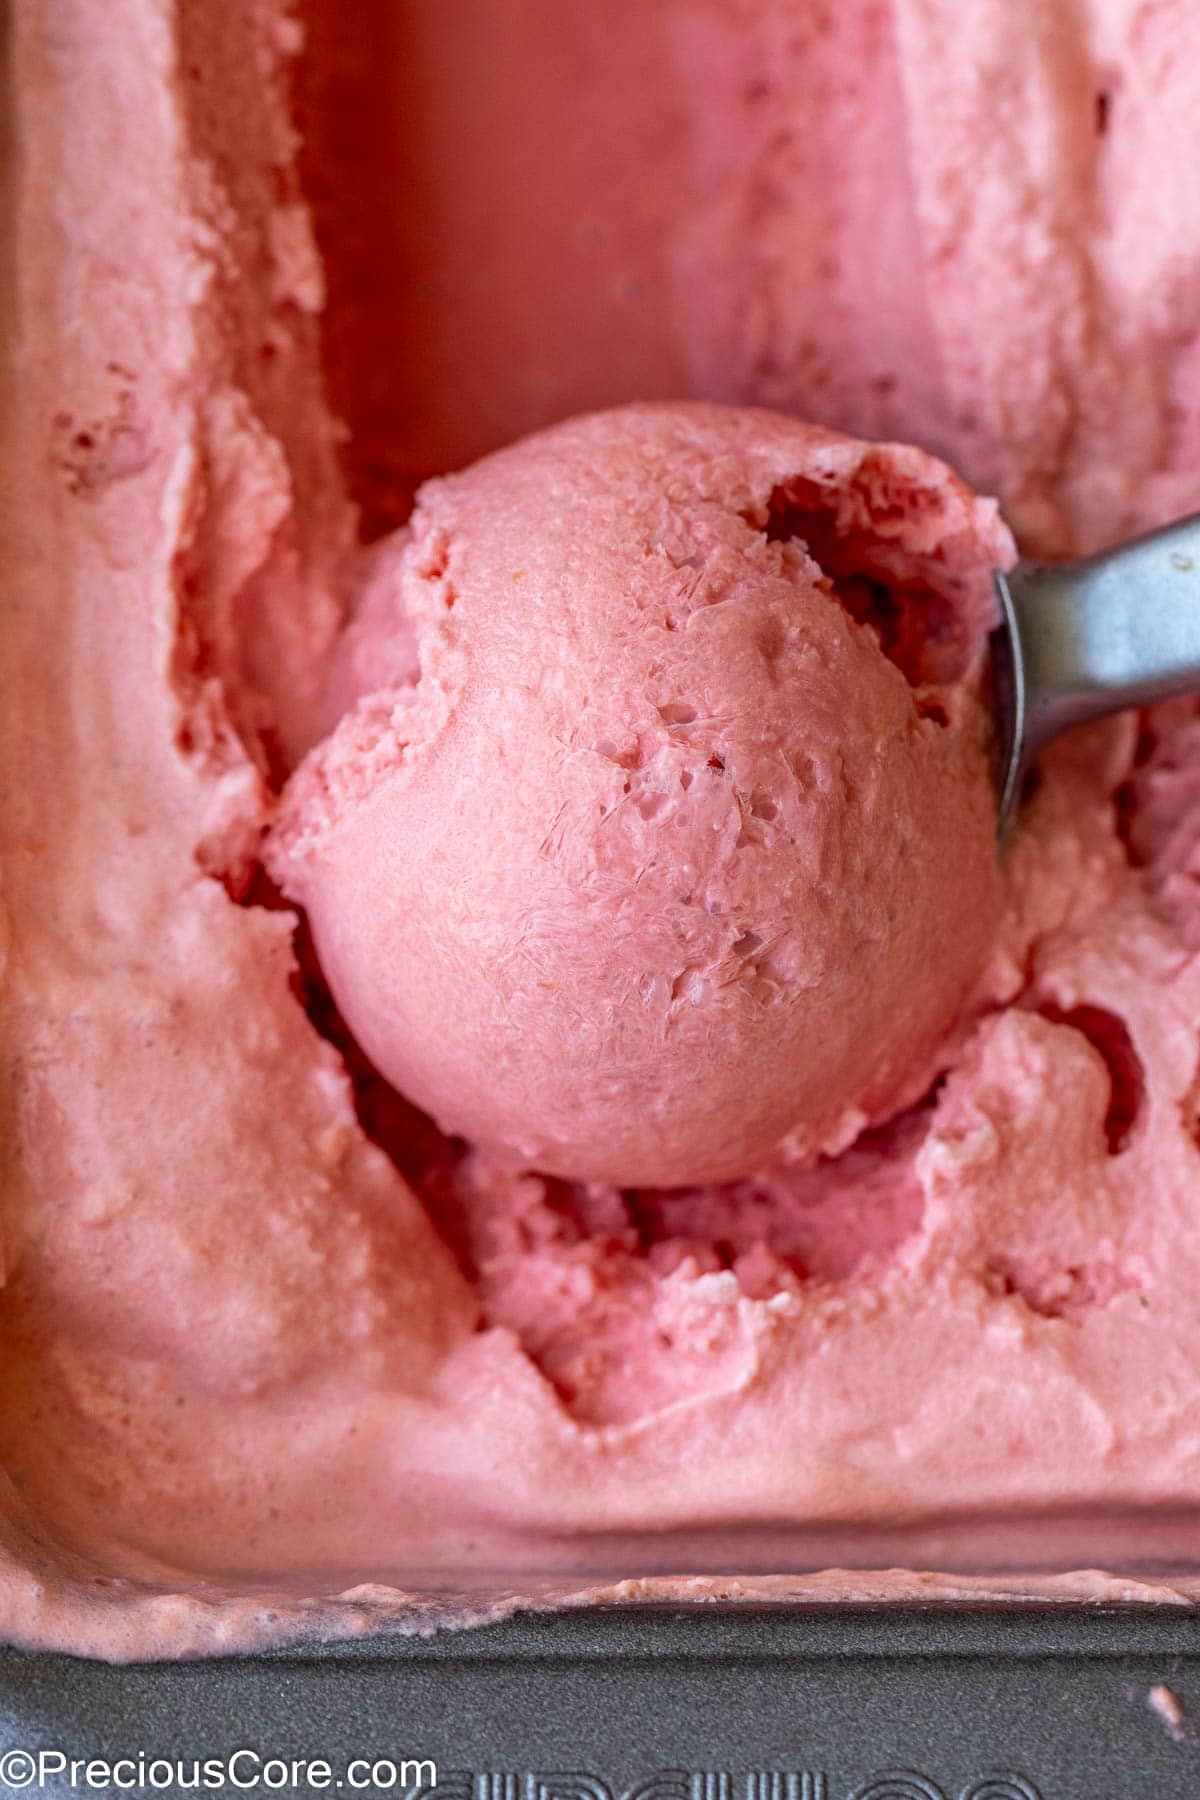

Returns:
3,1605,1200,1799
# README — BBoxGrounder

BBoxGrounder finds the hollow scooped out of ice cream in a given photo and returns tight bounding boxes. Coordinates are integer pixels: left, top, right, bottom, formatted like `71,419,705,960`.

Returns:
268,404,1012,1188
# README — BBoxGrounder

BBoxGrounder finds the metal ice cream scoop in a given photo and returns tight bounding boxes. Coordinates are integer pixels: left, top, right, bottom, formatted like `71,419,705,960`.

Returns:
992,511,1200,832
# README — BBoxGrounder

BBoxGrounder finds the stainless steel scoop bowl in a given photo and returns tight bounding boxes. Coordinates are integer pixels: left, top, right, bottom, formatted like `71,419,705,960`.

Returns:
992,511,1200,832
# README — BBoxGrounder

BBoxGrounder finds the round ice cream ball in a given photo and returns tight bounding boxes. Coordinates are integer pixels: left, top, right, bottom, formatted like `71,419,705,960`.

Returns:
269,404,1011,1188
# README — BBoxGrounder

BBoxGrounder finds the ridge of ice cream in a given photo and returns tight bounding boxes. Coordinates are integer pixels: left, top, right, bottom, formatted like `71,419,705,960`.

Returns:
269,404,1011,1187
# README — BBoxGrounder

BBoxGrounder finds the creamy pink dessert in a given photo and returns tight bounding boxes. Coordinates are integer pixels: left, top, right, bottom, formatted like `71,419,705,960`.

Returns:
269,405,1007,1187
4,0,1200,1662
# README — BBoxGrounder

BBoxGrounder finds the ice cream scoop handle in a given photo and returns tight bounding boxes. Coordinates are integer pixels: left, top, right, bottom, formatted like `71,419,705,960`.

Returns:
1005,511,1200,756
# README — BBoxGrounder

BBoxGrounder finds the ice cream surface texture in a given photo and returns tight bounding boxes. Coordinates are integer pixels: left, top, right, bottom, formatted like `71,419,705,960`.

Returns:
6,0,1200,1661
270,406,1006,1186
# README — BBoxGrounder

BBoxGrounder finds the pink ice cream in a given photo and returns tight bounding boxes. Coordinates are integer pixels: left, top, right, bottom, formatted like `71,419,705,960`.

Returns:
270,405,1007,1186
5,0,1200,1664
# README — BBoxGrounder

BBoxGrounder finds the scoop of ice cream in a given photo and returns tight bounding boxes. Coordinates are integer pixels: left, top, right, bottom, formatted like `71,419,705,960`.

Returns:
268,404,1012,1187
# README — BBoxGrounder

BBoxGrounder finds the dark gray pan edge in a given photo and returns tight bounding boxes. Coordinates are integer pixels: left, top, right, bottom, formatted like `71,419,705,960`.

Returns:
3,1608,1200,1798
